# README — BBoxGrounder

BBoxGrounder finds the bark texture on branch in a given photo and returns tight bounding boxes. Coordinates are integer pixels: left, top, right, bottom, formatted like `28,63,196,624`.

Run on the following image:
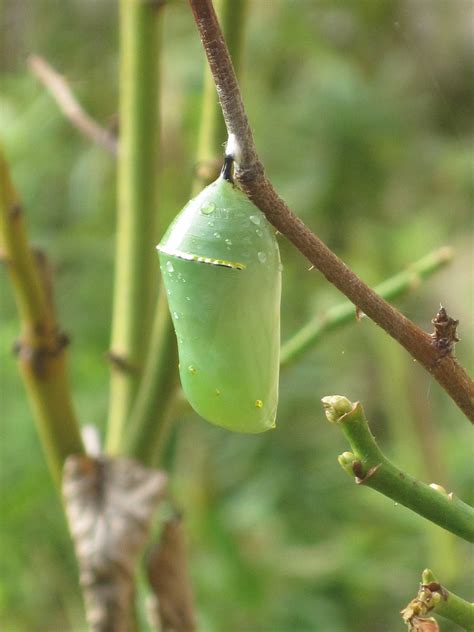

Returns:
188,0,474,422
63,454,167,632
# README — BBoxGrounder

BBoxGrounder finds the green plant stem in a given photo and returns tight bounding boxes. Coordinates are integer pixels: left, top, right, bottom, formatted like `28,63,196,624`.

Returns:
402,569,474,630
434,588,474,630
431,598,474,628
370,337,460,581
124,0,249,466
193,0,248,193
124,285,178,466
0,150,84,486
281,247,453,366
107,0,163,453
321,396,474,542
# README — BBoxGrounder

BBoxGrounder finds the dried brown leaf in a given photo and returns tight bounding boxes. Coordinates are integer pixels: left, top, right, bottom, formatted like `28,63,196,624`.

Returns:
410,616,439,632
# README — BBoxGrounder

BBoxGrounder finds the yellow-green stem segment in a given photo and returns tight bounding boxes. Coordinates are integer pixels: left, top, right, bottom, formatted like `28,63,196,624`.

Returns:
281,248,453,366
125,285,178,466
0,150,84,486
107,0,163,453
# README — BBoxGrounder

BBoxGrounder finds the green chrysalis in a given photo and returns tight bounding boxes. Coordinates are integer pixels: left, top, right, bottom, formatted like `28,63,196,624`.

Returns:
157,162,281,433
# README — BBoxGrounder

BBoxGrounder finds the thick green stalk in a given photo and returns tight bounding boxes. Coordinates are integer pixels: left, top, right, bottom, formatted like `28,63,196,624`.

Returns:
321,396,474,542
123,0,248,466
193,0,248,194
107,0,163,453
0,150,84,486
281,247,453,366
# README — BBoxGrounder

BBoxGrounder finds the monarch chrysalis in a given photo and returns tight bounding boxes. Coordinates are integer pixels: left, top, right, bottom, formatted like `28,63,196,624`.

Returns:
157,160,281,433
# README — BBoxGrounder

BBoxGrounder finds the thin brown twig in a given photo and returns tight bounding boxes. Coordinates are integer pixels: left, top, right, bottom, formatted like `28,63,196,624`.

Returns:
188,0,474,422
28,55,118,155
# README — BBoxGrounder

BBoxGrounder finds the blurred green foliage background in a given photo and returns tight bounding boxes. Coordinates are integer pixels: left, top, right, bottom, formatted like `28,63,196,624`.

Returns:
1,1,472,630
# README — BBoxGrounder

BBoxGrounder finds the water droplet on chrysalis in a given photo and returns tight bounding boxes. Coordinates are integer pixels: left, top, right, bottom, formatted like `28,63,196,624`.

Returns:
166,261,174,272
225,238,232,245
255,229,263,237
213,232,221,239
249,215,261,226
201,202,216,215
257,251,267,263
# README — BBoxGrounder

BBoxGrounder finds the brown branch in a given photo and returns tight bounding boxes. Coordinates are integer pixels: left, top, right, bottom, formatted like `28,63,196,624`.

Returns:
188,0,474,422
28,55,118,155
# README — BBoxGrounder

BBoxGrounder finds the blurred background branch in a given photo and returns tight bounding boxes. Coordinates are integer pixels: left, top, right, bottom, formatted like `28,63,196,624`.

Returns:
281,247,453,366
28,55,118,155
